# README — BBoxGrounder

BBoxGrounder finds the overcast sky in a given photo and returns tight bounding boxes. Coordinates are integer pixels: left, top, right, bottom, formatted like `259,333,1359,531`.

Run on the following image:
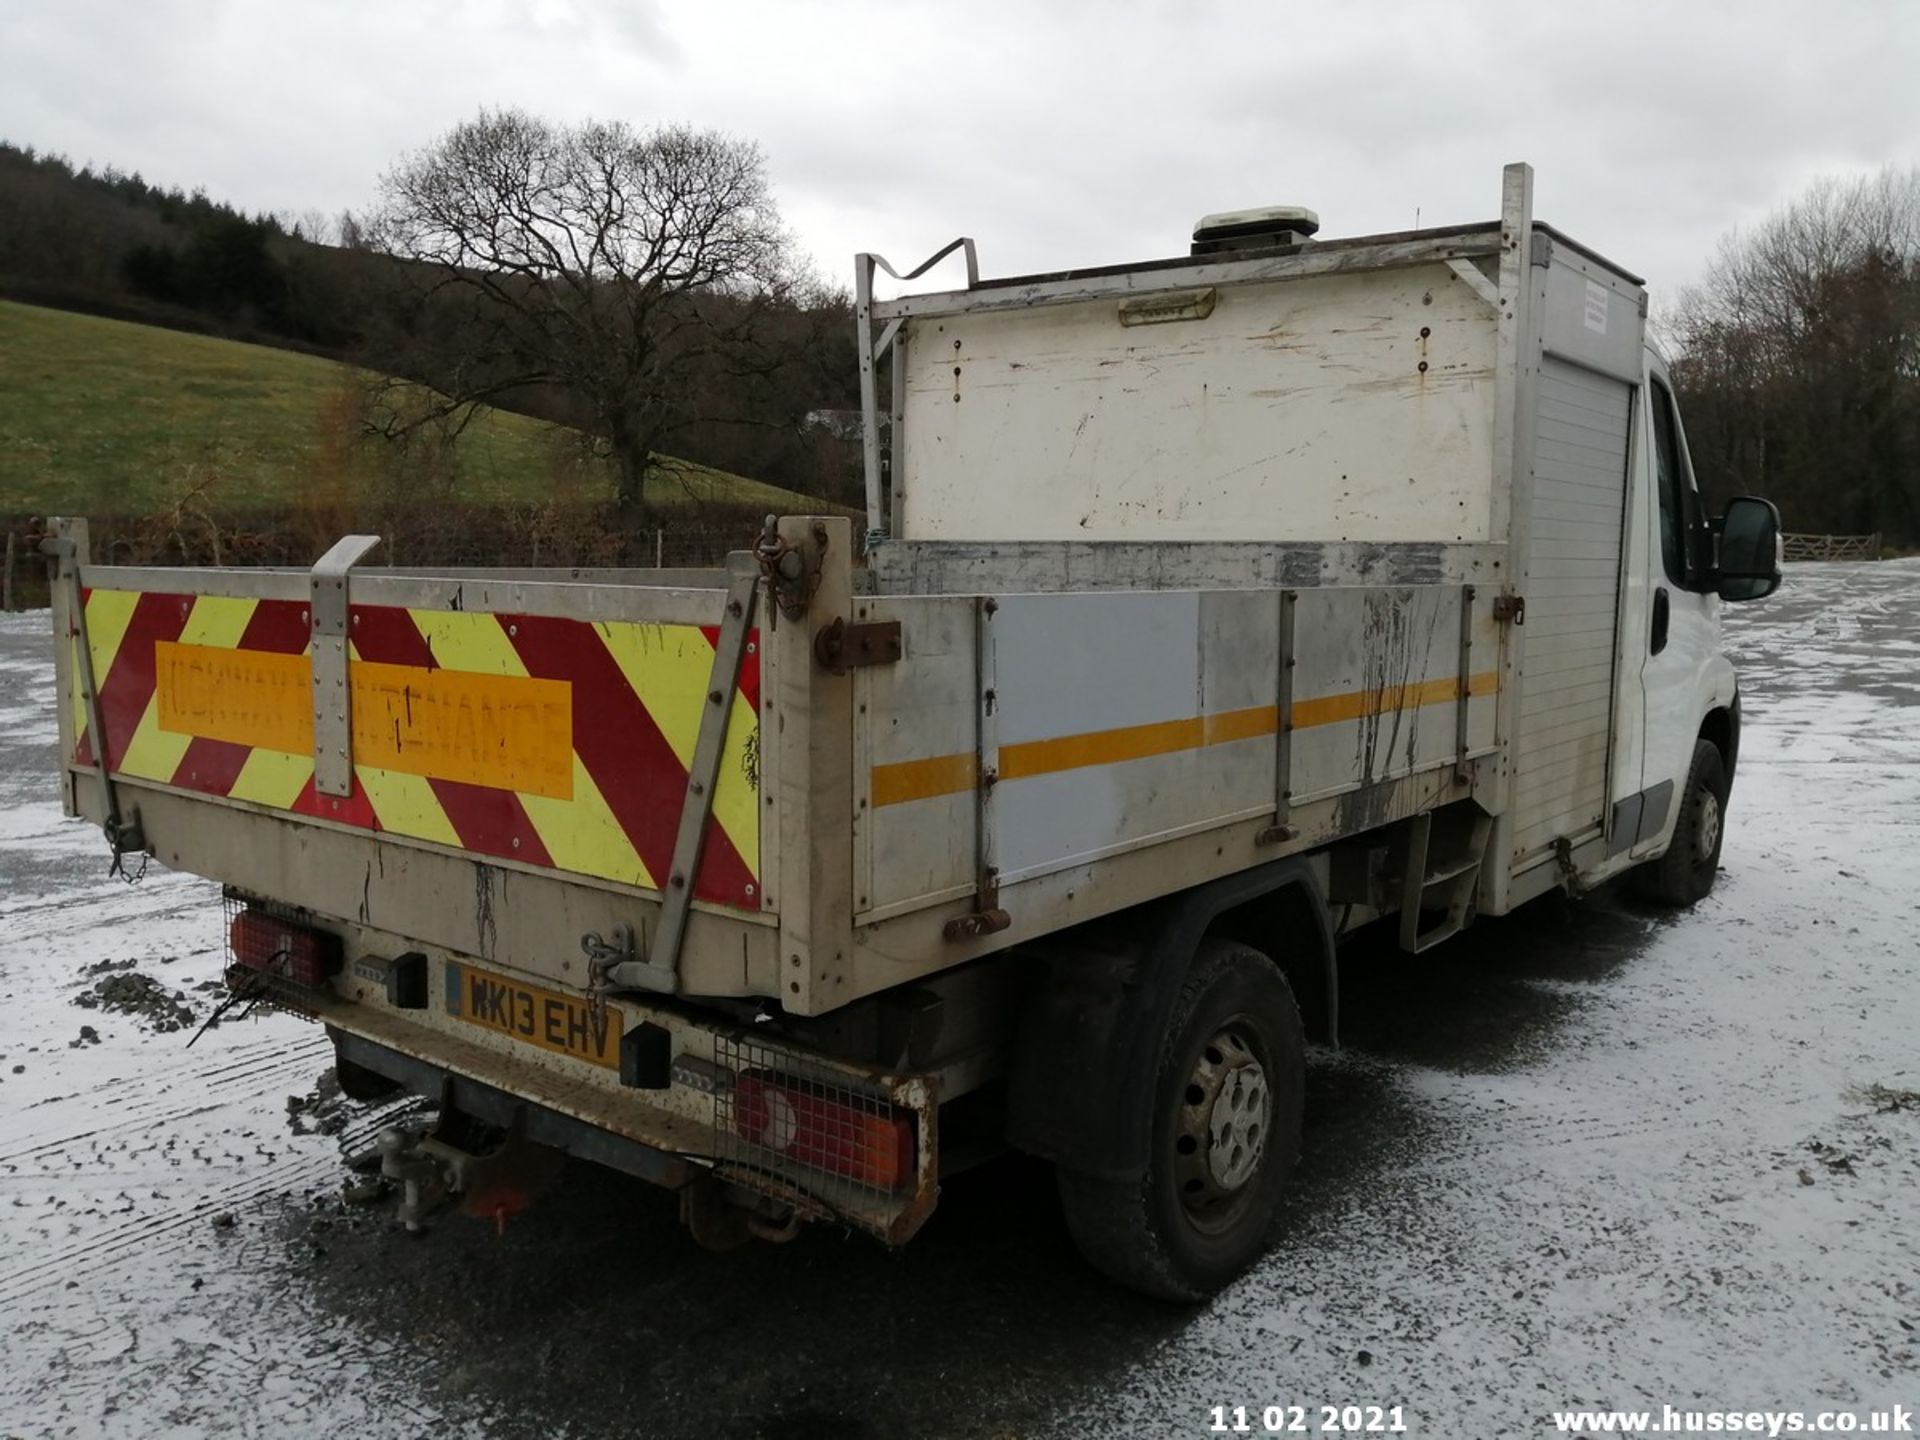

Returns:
4,0,1917,303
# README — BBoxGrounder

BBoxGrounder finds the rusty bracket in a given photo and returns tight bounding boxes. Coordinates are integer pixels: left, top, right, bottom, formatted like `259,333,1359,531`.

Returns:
1492,592,1526,626
943,906,1011,941
814,617,902,674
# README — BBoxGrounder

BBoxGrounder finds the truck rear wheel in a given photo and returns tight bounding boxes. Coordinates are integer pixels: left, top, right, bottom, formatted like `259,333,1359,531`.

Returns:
1055,938,1304,1301
1637,738,1729,906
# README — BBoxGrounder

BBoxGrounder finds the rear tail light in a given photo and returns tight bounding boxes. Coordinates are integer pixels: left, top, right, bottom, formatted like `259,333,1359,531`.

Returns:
732,1073,916,1192
228,907,342,989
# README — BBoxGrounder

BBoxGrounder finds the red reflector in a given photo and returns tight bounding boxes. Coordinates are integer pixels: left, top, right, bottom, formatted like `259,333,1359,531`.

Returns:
228,908,341,988
733,1074,916,1191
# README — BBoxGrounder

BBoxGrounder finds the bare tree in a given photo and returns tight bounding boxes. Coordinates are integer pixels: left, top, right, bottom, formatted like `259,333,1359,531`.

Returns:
283,208,333,245
364,108,800,510
1668,167,1920,543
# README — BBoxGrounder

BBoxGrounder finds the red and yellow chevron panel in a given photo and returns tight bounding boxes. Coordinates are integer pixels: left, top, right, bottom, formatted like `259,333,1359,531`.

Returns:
69,589,761,908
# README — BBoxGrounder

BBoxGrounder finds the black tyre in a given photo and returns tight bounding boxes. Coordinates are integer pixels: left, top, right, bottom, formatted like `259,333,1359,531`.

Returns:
1055,938,1304,1301
1636,738,1729,906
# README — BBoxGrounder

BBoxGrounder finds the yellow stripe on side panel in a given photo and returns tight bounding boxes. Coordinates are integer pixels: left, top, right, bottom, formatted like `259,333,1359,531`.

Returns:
594,620,759,880
1203,705,1279,746
1291,671,1498,730
870,671,1504,807
870,751,979,809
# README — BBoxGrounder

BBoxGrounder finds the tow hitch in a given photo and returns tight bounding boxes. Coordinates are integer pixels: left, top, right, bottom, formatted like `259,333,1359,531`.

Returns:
375,1106,564,1235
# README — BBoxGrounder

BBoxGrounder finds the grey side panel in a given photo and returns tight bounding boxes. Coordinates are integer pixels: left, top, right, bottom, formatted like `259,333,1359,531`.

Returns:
1607,792,1645,857
1634,779,1675,846
1539,242,1647,386
1511,357,1630,868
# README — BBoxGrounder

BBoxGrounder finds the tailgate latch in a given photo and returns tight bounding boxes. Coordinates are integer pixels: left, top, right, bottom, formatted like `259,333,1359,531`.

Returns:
1492,593,1526,626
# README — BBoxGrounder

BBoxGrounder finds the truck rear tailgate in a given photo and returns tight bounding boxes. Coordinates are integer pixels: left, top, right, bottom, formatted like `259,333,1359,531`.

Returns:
48,535,782,1002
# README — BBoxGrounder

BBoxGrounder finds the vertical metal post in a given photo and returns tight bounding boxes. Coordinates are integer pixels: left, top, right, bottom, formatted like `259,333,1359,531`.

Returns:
309,534,382,798
854,255,885,548
888,327,908,538
973,595,1000,910
769,516,857,1015
1483,161,1538,913
46,517,139,859
1455,584,1476,784
46,519,98,820
47,520,78,814
945,594,1008,938
2,531,14,612
1257,589,1298,845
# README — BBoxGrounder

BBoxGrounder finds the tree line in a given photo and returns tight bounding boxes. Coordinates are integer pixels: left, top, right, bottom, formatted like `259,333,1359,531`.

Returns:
1667,167,1920,547
0,141,370,348
0,130,862,510
5,126,1917,540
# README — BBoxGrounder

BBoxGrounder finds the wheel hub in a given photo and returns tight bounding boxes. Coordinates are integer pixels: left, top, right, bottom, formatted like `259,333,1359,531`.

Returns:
1174,1026,1270,1216
1695,788,1721,861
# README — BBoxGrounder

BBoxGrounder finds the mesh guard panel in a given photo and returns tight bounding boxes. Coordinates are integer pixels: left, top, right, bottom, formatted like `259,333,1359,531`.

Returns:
221,888,338,1021
712,1031,915,1216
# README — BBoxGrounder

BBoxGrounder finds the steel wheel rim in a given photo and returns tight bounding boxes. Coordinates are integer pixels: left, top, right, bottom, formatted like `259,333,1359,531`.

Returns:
1694,788,1721,864
1173,1022,1271,1228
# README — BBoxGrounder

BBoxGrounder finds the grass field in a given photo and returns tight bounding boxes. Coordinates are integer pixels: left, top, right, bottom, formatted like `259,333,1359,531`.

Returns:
0,299,821,514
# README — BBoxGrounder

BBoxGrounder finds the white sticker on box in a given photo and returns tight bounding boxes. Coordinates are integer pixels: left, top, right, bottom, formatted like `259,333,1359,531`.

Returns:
1584,279,1609,335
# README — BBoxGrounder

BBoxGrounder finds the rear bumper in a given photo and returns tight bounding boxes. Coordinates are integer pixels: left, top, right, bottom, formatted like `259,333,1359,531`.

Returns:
330,1027,690,1191
311,984,941,1244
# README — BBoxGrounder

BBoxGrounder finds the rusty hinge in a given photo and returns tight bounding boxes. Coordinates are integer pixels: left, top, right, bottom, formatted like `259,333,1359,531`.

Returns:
1492,593,1526,626
814,616,902,673
943,907,1011,940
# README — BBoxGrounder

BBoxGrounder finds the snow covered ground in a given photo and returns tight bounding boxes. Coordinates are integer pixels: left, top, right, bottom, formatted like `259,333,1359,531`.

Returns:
1,564,1915,1439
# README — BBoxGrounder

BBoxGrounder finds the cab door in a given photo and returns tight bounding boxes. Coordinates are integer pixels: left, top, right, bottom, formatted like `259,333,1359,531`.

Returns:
1634,360,1719,845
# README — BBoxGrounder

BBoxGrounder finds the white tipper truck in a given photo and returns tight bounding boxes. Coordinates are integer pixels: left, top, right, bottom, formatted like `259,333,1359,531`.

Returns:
44,163,1781,1298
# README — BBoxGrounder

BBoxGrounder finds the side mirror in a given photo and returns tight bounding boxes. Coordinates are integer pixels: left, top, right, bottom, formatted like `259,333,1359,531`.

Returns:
1715,496,1783,602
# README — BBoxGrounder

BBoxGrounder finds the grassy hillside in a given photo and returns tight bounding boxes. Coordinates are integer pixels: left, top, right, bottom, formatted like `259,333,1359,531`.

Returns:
0,299,821,514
